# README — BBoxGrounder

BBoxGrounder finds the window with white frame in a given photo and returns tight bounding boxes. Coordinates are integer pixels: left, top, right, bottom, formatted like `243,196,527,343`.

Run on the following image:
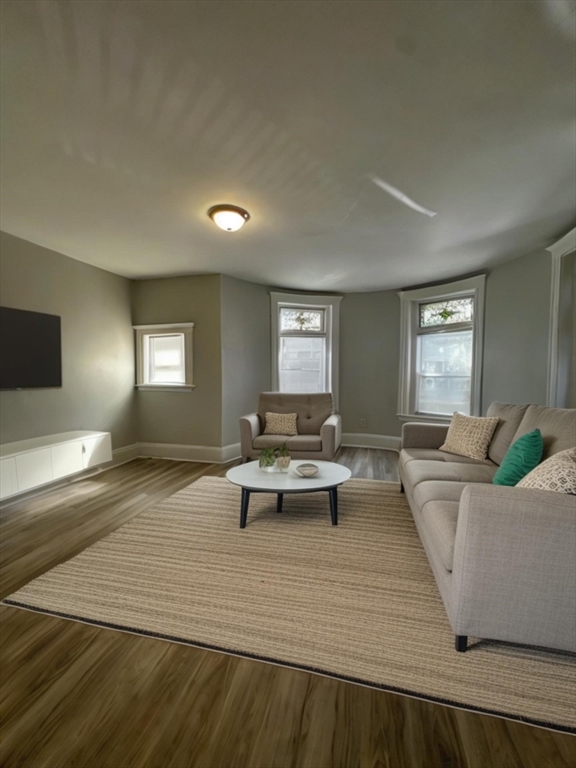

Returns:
271,293,342,405
398,276,485,419
133,323,194,390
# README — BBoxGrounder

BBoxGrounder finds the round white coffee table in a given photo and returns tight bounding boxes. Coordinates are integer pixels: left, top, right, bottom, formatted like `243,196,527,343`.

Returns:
226,460,352,528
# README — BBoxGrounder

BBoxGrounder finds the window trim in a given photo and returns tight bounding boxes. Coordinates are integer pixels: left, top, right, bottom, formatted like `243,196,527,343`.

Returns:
133,323,195,391
546,228,576,407
397,276,486,421
270,292,342,407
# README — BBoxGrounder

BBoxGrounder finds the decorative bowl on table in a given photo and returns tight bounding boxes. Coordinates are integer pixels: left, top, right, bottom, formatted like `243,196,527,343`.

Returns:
295,463,319,478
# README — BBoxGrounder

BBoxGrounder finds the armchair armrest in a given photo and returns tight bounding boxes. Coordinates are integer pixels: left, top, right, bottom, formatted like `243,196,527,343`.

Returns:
239,413,261,460
451,484,576,651
321,414,342,458
401,422,449,449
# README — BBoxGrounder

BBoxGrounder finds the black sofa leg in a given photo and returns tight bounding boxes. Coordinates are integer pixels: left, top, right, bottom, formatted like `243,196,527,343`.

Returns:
455,635,468,652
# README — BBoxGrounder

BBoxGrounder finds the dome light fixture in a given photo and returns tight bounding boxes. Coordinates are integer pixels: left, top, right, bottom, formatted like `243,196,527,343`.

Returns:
208,204,250,232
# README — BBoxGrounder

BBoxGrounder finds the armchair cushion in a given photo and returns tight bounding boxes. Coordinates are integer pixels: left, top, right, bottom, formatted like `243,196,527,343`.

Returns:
263,412,298,436
253,434,323,452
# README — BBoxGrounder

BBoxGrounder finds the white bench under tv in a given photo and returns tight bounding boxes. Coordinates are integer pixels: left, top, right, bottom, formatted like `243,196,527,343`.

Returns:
0,431,112,501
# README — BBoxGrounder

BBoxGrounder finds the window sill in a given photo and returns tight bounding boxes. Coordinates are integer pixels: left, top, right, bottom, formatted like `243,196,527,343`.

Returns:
136,384,195,392
397,413,452,424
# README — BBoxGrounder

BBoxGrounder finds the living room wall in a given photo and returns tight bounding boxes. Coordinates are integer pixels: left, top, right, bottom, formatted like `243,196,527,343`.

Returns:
0,231,137,449
339,290,401,438
220,275,271,448
482,248,551,410
131,275,223,448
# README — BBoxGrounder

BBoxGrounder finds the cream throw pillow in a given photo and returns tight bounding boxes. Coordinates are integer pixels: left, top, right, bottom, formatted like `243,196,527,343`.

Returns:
517,448,576,494
440,412,499,461
263,412,298,436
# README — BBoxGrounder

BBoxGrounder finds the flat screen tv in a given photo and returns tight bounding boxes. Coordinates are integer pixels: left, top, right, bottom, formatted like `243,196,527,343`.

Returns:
0,306,62,389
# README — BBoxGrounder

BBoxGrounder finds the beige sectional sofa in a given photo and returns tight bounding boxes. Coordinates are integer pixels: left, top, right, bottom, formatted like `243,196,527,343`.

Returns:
399,403,576,653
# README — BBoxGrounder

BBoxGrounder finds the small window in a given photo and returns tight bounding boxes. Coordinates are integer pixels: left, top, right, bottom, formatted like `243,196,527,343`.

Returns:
133,323,194,390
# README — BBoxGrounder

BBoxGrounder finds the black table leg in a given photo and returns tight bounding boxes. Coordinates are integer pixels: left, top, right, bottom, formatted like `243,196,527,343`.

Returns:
240,488,250,529
329,487,338,525
277,493,283,513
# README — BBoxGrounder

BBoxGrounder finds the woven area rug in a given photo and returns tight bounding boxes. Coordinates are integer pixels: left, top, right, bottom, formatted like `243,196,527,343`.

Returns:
3,476,575,733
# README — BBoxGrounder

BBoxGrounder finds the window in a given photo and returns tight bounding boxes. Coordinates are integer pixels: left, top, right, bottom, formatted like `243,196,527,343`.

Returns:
133,323,194,390
271,293,342,405
398,276,485,420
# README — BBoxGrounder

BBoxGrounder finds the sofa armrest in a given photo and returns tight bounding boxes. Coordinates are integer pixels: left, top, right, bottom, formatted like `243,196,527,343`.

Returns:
320,414,342,458
401,422,449,449
451,484,576,651
239,413,261,459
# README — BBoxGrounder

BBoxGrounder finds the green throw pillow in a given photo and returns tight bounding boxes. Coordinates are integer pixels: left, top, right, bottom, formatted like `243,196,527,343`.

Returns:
493,429,544,486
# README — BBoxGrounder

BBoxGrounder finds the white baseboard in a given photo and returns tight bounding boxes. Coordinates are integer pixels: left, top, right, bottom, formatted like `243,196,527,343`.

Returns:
341,433,401,452
220,442,242,463
108,443,140,467
138,437,401,463
138,442,241,464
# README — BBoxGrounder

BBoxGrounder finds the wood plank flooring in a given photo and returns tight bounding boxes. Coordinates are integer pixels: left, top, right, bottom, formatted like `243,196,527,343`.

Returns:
1,450,574,768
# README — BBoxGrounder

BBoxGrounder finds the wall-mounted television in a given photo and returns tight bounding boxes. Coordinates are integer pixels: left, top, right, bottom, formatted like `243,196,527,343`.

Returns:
0,306,62,389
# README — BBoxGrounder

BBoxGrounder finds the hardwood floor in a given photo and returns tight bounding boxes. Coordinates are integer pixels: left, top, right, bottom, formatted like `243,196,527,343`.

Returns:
1,451,574,768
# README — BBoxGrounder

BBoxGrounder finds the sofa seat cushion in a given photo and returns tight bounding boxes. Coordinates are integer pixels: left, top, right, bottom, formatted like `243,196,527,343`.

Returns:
253,434,323,451
403,459,497,490
420,500,459,571
413,480,473,510
400,448,494,469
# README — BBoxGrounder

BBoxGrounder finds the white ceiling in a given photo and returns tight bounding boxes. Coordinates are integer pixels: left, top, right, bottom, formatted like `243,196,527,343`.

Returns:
1,0,575,291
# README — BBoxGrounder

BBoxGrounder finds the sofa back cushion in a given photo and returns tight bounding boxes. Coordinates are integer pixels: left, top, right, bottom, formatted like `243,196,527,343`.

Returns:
258,392,334,435
512,405,576,459
486,402,529,465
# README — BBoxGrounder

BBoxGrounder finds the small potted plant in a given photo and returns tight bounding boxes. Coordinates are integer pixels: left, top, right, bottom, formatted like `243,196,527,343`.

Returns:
275,443,291,472
258,446,278,473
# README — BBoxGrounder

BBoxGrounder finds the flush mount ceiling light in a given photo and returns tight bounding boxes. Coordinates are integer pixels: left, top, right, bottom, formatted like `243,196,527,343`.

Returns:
208,204,250,232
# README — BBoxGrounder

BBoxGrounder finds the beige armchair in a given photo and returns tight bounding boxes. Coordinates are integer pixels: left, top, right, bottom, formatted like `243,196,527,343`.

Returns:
240,392,342,462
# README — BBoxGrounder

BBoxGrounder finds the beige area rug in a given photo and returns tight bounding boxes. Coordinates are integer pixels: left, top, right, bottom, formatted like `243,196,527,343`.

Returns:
3,477,575,733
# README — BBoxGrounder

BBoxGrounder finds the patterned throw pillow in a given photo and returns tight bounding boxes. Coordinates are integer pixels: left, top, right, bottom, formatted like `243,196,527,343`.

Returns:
440,412,499,461
263,412,298,436
517,448,576,494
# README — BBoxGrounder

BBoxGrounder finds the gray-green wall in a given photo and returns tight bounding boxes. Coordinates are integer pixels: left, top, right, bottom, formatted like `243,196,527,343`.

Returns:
482,249,552,411
131,275,223,447
0,231,137,448
340,291,401,437
220,275,271,447
0,230,561,455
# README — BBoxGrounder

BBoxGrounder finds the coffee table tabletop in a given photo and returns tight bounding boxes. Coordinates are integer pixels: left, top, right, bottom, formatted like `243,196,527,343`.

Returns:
226,460,351,492
226,460,352,528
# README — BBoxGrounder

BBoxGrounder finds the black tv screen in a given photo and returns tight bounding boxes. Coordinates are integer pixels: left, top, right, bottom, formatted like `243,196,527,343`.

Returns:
0,306,62,389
